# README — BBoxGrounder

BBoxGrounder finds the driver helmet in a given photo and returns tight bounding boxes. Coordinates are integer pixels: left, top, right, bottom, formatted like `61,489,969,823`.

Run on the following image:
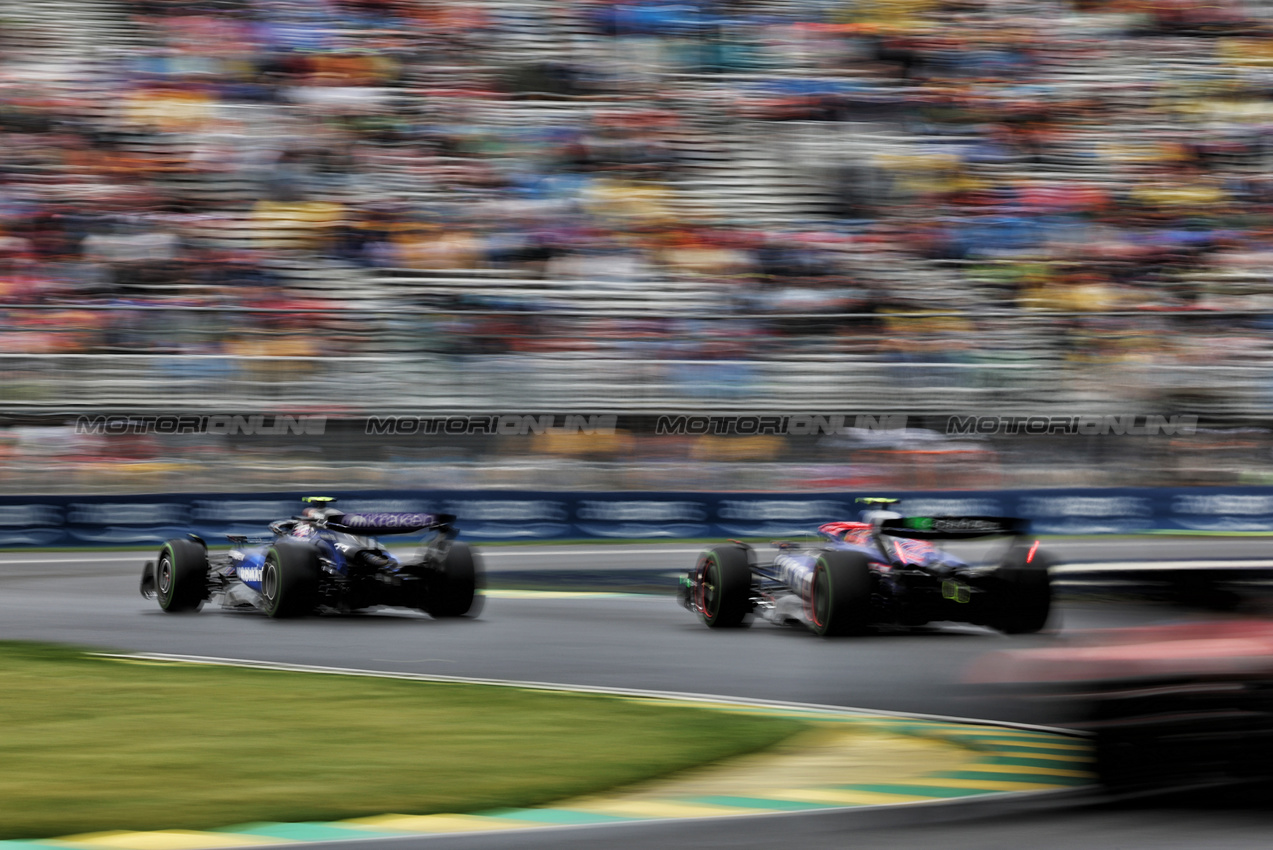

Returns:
302,505,342,520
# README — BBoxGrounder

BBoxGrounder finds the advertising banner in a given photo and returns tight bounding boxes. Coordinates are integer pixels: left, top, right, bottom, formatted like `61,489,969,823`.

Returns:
3,487,1273,547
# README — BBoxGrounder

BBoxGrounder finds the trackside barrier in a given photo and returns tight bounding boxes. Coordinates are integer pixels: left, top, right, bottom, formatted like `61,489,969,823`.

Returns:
6,487,1273,548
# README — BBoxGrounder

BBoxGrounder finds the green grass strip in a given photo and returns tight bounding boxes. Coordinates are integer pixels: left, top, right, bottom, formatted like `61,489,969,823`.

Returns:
0,642,802,840
927,771,1091,786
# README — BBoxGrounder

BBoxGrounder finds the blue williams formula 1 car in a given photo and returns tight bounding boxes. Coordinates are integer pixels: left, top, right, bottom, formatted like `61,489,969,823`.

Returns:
678,499,1052,636
140,497,480,619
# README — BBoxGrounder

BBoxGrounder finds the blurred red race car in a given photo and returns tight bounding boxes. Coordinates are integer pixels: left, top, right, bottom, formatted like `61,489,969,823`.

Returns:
968,619,1273,790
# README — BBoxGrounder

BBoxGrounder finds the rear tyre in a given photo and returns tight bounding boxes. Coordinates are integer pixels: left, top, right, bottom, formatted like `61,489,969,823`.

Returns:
808,550,872,636
696,545,752,628
992,545,1052,634
262,541,322,619
423,542,480,618
156,539,208,613
1090,699,1178,790
1093,721,1151,791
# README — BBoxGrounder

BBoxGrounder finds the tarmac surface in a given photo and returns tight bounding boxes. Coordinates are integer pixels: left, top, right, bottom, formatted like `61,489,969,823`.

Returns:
1,538,1271,849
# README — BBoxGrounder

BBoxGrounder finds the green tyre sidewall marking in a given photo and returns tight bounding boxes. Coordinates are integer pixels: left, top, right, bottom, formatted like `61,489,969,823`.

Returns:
701,553,719,625
158,543,176,609
692,550,706,623
264,548,281,618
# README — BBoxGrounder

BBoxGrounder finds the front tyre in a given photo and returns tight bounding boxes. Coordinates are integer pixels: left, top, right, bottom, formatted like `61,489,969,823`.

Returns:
262,541,322,619
423,542,480,618
156,539,208,613
808,550,871,636
992,545,1052,635
695,545,752,628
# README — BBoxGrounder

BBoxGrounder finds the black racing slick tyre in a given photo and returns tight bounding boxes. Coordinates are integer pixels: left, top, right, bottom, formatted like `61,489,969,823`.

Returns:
808,550,872,636
1093,718,1154,791
992,545,1052,635
261,541,322,619
423,542,480,618
696,545,752,628
156,538,208,613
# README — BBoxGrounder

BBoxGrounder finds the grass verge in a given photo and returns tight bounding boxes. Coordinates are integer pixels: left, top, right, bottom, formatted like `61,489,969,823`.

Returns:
0,642,803,839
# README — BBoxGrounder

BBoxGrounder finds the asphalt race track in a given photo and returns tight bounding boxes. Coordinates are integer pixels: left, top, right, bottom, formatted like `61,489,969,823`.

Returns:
2,538,1273,850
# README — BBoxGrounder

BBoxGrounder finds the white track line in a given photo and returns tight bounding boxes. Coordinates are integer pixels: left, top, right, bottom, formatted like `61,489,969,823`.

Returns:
1052,561,1273,573
0,555,147,564
98,651,1087,737
477,548,705,557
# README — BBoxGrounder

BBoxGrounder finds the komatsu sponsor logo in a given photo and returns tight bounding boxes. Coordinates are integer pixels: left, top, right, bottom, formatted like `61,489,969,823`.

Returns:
442,500,568,521
76,415,326,436
0,505,63,526
341,500,429,514
945,415,1197,436
192,500,298,522
656,414,906,436
238,566,263,583
365,415,617,436
577,501,707,522
717,500,846,521
68,503,188,525
1173,494,1273,516
1020,496,1152,517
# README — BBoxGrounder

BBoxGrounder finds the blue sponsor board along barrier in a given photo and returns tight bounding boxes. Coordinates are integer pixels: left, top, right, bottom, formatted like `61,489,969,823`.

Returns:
5,488,1273,548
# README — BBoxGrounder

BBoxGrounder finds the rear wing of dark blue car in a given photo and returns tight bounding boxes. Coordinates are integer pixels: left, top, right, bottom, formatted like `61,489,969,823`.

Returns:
879,516,1029,540
326,512,456,535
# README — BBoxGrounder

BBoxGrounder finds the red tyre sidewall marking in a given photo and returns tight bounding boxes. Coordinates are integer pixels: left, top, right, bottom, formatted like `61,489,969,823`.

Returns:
808,560,826,630
696,555,713,621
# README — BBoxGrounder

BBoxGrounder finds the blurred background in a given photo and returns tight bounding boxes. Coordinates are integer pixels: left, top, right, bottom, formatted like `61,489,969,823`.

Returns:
4,0,1273,493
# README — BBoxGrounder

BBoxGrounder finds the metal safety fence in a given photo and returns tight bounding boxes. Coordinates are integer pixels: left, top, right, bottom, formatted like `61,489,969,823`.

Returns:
2,304,1271,415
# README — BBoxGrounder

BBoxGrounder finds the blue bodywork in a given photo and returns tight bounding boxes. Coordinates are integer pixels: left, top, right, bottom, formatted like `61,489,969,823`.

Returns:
142,502,478,619
226,523,402,592
824,535,970,571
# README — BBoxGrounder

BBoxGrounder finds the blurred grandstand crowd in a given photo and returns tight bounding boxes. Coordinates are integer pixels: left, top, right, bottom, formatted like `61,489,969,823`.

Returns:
4,0,1273,491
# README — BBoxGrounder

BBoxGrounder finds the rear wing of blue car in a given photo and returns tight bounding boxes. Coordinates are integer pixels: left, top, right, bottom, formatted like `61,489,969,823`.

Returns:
879,516,1029,540
326,512,456,535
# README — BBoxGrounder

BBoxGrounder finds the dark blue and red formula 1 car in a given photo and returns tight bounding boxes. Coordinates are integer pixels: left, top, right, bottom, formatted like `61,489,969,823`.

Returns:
678,499,1051,636
140,497,480,619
